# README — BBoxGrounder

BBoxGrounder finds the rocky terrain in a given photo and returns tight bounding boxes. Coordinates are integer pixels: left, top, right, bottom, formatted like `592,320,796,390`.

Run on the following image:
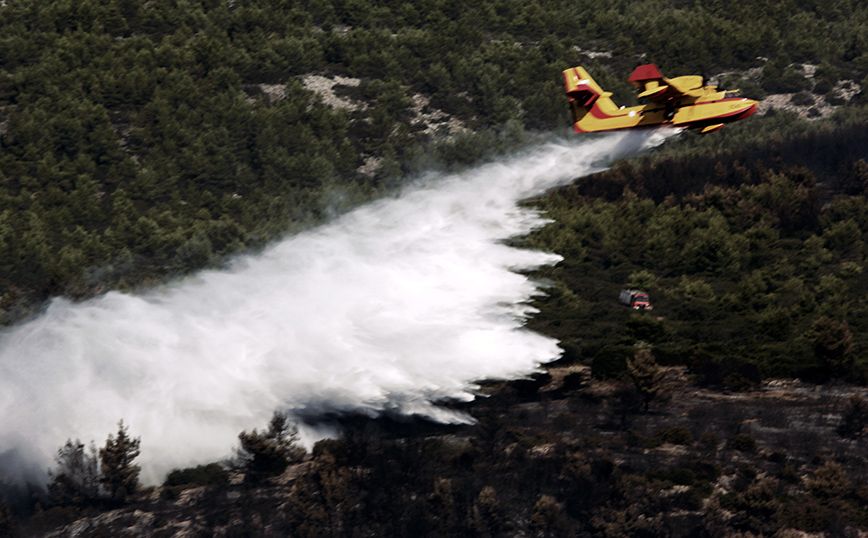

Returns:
22,366,868,538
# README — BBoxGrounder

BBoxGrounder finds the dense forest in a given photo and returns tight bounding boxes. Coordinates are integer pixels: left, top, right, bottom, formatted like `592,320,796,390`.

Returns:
2,0,868,321
525,115,868,387
4,0,868,536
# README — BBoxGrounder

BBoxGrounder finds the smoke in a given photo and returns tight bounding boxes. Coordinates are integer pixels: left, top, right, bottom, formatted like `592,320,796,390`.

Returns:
0,130,675,484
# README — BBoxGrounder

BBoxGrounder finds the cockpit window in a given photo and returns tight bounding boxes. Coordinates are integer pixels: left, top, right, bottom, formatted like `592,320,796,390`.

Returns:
724,90,741,99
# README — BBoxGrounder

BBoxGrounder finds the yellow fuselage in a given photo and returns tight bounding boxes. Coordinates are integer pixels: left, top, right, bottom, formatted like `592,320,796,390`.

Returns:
564,67,757,134
571,89,758,133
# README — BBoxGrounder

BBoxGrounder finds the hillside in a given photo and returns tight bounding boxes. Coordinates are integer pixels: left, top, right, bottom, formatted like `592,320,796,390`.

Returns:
2,0,868,321
3,1,868,537
17,371,868,537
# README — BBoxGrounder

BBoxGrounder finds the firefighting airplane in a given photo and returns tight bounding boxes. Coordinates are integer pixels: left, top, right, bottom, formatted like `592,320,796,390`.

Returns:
563,63,757,134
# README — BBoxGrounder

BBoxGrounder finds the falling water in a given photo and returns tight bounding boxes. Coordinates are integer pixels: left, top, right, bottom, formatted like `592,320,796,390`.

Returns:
0,129,675,483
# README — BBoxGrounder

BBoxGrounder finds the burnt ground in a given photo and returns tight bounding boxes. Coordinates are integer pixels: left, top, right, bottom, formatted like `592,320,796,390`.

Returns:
18,367,868,538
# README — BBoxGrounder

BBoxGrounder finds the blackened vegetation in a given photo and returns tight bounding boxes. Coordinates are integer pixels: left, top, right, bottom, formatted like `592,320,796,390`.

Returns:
14,374,868,538
567,120,868,206
235,411,307,483
11,421,142,536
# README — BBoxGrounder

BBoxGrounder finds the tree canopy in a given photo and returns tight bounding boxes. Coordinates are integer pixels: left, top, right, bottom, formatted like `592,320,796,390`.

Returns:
2,0,868,321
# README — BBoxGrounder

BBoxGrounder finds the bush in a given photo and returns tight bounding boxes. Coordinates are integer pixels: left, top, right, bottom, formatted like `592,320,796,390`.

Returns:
700,432,718,448
659,426,693,445
731,433,757,452
646,468,696,486
825,91,848,106
236,412,306,482
625,429,662,449
626,313,668,343
47,440,100,506
811,317,856,378
163,463,229,488
591,346,629,380
791,92,815,106
838,395,868,438
813,78,833,95
691,356,762,391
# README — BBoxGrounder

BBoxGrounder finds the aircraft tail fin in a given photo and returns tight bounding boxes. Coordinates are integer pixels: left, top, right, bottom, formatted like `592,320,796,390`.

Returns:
563,67,618,131
564,67,604,106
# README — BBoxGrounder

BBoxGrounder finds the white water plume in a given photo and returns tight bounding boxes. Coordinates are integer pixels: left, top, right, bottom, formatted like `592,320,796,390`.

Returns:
0,129,675,483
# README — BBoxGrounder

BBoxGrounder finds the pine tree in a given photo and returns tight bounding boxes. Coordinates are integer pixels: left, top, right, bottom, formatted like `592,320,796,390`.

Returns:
47,439,100,506
811,317,856,378
236,411,305,482
99,420,141,504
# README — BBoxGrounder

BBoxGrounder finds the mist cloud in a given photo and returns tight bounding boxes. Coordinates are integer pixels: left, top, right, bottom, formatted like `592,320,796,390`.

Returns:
0,130,674,484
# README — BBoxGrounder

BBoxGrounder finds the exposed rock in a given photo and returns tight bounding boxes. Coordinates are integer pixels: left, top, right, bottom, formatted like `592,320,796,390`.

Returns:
357,155,381,177
409,93,466,136
258,83,287,103
300,75,364,111
756,84,862,121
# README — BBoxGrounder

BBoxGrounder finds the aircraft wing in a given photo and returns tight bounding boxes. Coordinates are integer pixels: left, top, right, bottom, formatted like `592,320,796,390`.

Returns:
628,64,703,103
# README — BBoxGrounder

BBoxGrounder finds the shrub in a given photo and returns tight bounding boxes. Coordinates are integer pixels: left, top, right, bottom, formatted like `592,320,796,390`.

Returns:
838,395,868,438
47,440,100,506
236,412,306,482
731,433,757,452
700,432,718,448
646,468,696,486
825,91,847,106
791,92,815,106
163,463,229,488
691,356,761,391
807,461,852,500
626,313,668,343
813,78,833,94
628,348,668,413
591,346,629,380
625,429,662,449
659,426,693,445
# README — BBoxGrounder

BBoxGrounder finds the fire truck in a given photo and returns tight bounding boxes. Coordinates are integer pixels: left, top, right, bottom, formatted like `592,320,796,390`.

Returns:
619,289,652,310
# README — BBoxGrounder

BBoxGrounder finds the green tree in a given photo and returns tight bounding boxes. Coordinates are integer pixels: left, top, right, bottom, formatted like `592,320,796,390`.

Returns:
99,420,141,504
47,439,100,506
236,411,305,482
627,269,658,291
811,317,857,378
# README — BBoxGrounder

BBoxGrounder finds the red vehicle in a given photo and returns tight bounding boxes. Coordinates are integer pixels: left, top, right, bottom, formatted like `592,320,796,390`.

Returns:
620,289,652,310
